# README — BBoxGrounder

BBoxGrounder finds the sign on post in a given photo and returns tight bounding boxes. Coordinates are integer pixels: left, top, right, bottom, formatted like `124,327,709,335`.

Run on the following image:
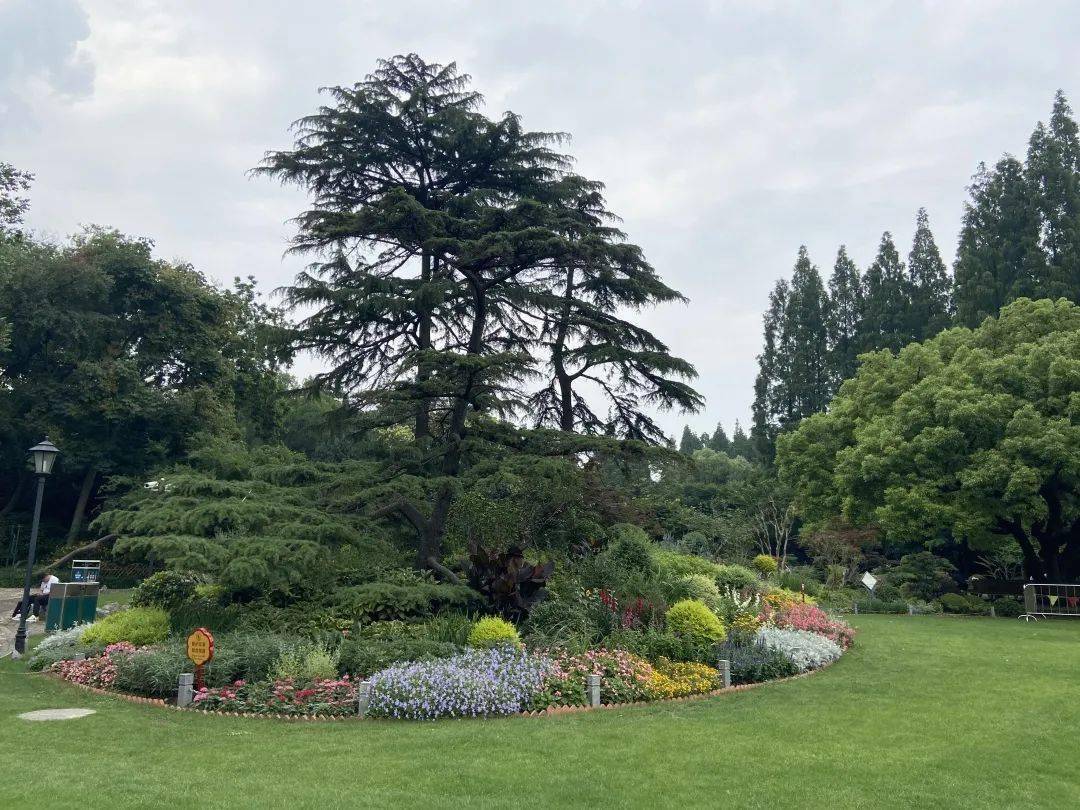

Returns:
186,627,214,690
861,571,878,594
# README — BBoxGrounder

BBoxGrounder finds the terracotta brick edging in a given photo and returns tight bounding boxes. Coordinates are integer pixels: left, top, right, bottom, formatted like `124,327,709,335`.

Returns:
40,654,841,722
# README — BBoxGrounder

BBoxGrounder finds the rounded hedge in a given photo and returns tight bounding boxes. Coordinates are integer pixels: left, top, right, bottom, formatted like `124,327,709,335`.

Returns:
81,607,170,646
666,599,726,642
752,555,779,576
468,616,521,648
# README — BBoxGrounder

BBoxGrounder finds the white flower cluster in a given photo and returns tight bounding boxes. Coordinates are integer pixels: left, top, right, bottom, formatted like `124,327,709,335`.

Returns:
755,627,842,673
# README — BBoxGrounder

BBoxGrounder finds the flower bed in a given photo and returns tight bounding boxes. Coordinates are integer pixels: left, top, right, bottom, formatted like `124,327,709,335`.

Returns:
193,677,358,716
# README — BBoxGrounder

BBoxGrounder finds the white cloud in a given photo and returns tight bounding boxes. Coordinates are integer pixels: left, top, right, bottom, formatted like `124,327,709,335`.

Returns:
2,0,1078,438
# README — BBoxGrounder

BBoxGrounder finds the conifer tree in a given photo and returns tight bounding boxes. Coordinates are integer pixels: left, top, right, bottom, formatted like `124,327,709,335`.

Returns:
781,247,830,420
730,420,754,461
751,279,788,461
1026,90,1080,299
528,176,702,441
678,425,703,455
953,157,1045,327
859,232,914,353
906,208,952,339
825,245,862,389
707,422,731,455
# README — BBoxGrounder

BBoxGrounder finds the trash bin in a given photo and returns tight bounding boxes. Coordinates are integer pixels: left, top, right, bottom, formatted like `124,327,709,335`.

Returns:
44,583,99,631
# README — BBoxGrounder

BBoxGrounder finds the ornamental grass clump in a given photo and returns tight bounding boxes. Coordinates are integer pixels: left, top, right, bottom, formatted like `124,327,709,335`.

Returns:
367,647,551,720
755,627,842,673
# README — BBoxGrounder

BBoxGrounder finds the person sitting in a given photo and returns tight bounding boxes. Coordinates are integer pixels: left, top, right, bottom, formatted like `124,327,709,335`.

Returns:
9,572,60,623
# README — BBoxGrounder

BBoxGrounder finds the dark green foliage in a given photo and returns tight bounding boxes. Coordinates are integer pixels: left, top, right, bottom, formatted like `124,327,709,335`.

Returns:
825,246,863,389
859,232,915,354
604,628,715,665
338,636,461,677
679,426,704,455
131,571,199,611
0,160,33,234
714,564,760,592
937,592,989,615
113,646,192,697
715,640,799,685
893,553,959,602
330,577,479,623
853,598,911,614
907,208,952,339
991,597,1024,618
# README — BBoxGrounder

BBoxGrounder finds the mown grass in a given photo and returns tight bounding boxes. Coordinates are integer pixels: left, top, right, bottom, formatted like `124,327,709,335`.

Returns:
2,615,1078,809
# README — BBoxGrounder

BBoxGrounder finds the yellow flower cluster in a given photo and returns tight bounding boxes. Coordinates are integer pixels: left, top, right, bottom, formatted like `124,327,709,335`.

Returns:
646,660,722,700
730,611,763,635
762,587,817,611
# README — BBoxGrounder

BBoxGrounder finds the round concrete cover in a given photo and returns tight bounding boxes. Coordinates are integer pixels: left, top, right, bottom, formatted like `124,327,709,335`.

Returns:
18,708,97,721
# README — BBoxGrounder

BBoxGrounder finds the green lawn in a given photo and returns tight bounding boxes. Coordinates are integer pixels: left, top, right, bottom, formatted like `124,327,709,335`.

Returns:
2,616,1078,809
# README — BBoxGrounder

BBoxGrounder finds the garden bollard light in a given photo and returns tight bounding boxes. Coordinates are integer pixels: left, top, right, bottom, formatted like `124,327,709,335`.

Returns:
989,605,996,618
718,659,731,689
586,674,601,708
853,602,859,615
74,653,86,662
177,673,194,708
908,604,915,616
357,680,372,716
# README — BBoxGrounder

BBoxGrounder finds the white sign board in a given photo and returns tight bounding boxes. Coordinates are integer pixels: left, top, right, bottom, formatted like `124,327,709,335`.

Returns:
861,571,878,592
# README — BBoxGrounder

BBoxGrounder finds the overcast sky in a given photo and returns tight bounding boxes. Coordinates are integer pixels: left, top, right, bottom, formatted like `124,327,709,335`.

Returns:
2,0,1078,439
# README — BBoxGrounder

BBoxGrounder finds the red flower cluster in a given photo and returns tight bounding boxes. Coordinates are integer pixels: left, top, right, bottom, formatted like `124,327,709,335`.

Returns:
598,589,653,629
192,676,357,716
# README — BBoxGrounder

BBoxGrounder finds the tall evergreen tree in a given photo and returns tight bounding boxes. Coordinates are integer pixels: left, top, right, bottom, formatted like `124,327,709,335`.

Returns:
781,247,830,420
953,157,1045,327
707,422,731,455
1026,90,1080,299
751,279,788,461
529,176,702,442
859,232,914,353
825,245,862,390
906,208,952,339
678,425,703,455
730,420,754,461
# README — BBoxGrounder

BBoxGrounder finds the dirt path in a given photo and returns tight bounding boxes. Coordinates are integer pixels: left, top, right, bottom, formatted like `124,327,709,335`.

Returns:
0,587,45,658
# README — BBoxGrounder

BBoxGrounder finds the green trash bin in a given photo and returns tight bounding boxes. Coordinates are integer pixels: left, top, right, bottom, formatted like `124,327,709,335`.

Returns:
44,583,99,631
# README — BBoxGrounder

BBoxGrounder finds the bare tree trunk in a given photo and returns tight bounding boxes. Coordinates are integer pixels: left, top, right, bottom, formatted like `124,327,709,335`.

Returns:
66,467,98,544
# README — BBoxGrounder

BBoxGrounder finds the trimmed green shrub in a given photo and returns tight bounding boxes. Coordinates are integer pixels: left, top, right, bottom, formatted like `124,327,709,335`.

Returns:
938,592,989,615
752,554,779,576
676,574,722,612
81,608,169,646
894,552,958,601
468,616,521,648
714,564,759,592
272,644,339,683
992,597,1024,618
131,571,199,610
654,550,720,581
666,599,726,642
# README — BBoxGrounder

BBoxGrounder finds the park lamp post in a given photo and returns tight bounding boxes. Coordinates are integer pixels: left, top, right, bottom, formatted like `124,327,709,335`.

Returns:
13,438,60,656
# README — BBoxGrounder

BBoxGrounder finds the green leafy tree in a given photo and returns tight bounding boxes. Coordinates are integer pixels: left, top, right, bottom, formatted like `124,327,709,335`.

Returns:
778,298,1080,581
906,208,952,339
0,161,33,236
730,420,754,461
0,229,272,543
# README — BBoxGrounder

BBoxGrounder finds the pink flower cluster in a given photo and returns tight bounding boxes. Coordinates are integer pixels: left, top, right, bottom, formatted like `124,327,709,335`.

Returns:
766,602,855,649
51,642,138,689
538,648,654,707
